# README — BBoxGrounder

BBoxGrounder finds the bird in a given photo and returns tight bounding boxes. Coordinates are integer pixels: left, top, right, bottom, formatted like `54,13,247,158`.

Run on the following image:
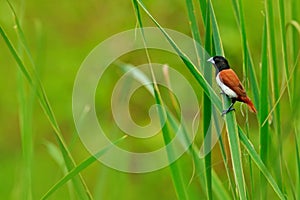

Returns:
207,56,257,116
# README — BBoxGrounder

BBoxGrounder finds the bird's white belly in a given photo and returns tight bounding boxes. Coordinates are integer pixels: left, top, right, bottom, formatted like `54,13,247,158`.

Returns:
216,73,238,98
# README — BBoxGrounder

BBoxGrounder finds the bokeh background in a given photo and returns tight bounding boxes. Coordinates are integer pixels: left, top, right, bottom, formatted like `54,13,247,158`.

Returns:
0,0,299,199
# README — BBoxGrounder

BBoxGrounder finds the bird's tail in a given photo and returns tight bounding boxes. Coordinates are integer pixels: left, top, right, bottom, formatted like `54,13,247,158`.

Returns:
241,96,257,113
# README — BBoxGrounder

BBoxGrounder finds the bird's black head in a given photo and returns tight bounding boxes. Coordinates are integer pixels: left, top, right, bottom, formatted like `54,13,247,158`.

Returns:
207,56,230,72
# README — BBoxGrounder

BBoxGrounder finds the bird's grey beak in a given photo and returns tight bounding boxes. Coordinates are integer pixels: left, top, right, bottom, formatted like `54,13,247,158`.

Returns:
207,57,215,64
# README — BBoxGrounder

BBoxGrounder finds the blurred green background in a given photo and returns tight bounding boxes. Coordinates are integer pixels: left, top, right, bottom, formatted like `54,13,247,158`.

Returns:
0,0,299,199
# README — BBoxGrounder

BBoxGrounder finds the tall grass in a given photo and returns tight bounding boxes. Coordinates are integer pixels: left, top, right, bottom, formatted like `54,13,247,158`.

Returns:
1,0,299,199
206,1,248,198
1,2,92,199
132,0,288,199
265,0,283,192
185,1,212,199
15,1,33,199
259,17,269,199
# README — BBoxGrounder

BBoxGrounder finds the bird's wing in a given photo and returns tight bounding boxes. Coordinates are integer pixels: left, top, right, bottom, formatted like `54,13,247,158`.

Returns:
219,69,246,97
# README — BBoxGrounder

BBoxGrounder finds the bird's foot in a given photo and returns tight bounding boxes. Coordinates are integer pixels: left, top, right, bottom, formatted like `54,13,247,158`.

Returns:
221,107,235,116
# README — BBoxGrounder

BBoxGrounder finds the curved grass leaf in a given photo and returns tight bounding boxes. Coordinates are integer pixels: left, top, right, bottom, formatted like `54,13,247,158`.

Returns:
238,128,286,199
132,3,189,198
1,3,92,198
133,0,222,111
41,135,127,199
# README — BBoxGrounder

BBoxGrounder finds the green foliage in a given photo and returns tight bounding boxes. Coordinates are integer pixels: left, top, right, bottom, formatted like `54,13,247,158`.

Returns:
0,0,299,199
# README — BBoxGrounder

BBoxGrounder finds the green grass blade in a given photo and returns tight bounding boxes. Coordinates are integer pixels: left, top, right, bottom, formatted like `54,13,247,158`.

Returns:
211,170,231,200
212,109,237,199
133,0,222,113
154,87,189,200
278,0,291,104
130,2,287,199
6,0,35,67
185,0,202,45
0,27,31,83
198,0,207,23
259,17,269,199
133,3,217,198
41,135,127,199
261,53,299,128
119,62,202,197
265,0,283,190
132,0,143,31
185,0,203,65
17,74,34,200
244,52,259,110
2,3,93,196
284,160,296,199
231,0,259,109
133,0,223,115
132,3,189,198
185,0,213,198
295,133,300,200
14,1,33,198
223,111,247,199
203,5,213,200
119,62,231,199
178,131,228,199
0,25,92,200
166,112,207,198
208,1,247,199
202,3,237,197
134,1,248,198
238,128,286,199
286,20,300,111
44,141,77,198
167,109,232,200
208,1,224,56
44,141,65,168
291,0,299,103
202,71,213,200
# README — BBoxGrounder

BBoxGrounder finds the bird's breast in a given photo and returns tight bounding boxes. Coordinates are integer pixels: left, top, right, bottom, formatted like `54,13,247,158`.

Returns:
216,73,238,98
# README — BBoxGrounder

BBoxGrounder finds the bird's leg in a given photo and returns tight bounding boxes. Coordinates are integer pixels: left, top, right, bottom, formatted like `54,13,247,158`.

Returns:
222,100,236,116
